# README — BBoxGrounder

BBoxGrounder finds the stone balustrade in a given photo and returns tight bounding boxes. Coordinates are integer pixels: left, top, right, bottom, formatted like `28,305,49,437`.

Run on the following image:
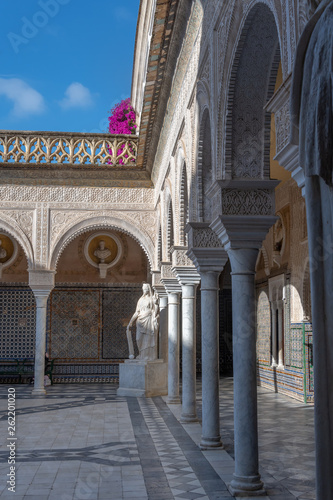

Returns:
0,131,138,167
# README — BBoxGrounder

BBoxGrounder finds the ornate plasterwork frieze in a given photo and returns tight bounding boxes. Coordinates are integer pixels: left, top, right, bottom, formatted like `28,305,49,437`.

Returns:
0,185,154,207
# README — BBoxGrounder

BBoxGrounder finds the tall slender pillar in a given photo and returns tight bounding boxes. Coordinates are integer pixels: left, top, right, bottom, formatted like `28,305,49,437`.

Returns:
200,271,222,448
158,294,168,361
167,291,181,404
228,248,265,496
212,212,277,497
29,271,55,397
32,292,50,396
277,300,284,367
180,282,198,423
186,224,228,450
271,303,277,366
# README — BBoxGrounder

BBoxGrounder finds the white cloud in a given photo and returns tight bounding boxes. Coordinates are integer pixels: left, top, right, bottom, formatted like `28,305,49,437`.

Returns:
60,82,94,109
0,78,46,116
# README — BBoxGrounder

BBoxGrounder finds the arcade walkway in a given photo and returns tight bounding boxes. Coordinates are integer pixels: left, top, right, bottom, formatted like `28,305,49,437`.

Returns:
0,378,315,500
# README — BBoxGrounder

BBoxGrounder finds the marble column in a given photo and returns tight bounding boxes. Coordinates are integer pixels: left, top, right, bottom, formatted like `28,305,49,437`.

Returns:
158,295,168,361
180,283,198,423
199,271,222,449
167,292,181,404
271,303,277,366
277,300,284,367
228,248,265,496
32,291,50,396
29,271,55,398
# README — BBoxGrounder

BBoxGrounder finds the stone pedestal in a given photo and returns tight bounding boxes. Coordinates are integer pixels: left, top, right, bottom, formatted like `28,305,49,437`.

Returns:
117,359,167,397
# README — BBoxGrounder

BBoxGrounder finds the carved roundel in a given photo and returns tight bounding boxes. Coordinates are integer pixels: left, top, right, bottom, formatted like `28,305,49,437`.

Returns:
84,232,123,270
0,233,18,269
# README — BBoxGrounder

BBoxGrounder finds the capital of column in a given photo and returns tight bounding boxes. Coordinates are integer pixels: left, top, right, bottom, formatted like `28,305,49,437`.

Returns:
153,284,168,299
171,246,200,286
200,270,220,291
186,222,228,273
161,262,181,294
276,299,284,310
29,270,55,301
211,215,277,274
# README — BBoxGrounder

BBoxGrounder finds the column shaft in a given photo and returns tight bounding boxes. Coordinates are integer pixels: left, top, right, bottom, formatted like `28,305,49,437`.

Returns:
271,304,277,365
167,292,181,403
159,296,168,361
229,248,265,496
181,284,198,423
277,304,284,366
32,294,49,397
200,271,222,449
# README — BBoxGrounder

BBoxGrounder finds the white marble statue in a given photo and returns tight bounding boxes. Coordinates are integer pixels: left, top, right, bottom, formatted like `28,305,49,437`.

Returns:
0,240,7,259
94,240,111,263
126,283,159,361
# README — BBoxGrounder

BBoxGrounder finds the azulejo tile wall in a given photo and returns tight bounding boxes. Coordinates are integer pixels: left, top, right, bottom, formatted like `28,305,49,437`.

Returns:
0,287,36,360
49,285,142,361
50,290,100,360
256,282,314,403
102,288,142,359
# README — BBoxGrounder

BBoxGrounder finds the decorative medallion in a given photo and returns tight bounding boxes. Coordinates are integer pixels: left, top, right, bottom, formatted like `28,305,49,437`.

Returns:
0,234,18,279
84,232,123,278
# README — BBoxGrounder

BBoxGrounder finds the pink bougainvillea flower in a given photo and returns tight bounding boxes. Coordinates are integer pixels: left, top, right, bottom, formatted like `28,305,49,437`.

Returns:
107,98,137,165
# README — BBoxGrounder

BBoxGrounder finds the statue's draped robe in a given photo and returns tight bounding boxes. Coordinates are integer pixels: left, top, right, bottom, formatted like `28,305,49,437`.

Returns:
291,2,333,498
135,295,157,360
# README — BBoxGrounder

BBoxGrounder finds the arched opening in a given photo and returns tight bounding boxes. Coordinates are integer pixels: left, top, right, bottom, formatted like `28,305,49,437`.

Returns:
47,227,150,383
226,3,280,180
0,232,35,379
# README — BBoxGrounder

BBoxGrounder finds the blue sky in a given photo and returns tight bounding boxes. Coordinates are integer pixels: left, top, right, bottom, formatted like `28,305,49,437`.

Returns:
0,0,140,133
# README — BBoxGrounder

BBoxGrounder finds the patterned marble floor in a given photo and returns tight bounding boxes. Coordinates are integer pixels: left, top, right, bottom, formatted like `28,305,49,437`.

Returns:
0,379,315,499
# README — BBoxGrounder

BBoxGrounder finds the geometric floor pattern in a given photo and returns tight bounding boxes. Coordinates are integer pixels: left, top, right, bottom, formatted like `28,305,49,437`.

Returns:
0,379,315,499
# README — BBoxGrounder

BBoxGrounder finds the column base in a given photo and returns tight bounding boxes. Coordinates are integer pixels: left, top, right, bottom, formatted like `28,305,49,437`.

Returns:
229,474,266,497
31,388,47,397
199,436,223,450
166,396,181,404
180,413,198,423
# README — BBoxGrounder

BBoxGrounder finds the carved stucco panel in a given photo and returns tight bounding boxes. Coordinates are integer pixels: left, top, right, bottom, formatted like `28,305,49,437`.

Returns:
0,209,34,243
221,189,274,216
193,228,223,248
